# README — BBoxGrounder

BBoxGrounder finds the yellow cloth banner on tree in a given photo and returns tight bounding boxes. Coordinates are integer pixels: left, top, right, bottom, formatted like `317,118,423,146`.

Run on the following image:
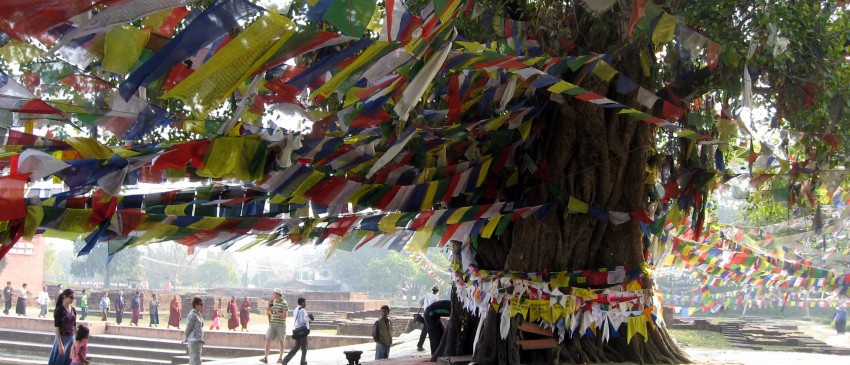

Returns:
567,196,589,213
592,60,619,82
163,12,295,118
103,25,150,75
65,137,115,159
627,315,648,343
527,299,548,322
420,181,439,211
446,207,470,225
476,158,493,187
652,13,677,44
480,215,502,238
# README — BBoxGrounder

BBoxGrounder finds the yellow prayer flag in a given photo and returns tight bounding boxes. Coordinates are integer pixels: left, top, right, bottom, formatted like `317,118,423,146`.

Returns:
290,171,327,199
163,12,295,118
475,158,493,188
188,217,226,231
0,39,41,64
446,207,470,225
407,226,434,252
567,196,589,213
23,206,44,239
103,25,150,75
652,13,677,44
420,182,439,211
65,137,115,159
133,225,178,247
313,41,392,99
378,213,404,232
506,170,519,187
59,209,93,233
164,203,190,216
519,120,532,141
592,61,618,82
547,81,578,94
627,315,649,343
481,215,502,238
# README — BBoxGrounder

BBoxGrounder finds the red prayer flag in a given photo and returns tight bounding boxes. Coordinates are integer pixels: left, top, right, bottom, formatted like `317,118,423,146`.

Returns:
0,174,28,221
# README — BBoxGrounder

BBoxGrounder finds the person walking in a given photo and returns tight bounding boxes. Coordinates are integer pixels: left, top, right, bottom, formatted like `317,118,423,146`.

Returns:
227,296,239,331
833,305,847,335
130,291,141,326
69,325,90,365
99,291,110,321
423,300,451,354
259,288,288,364
56,284,64,302
372,305,392,360
4,281,13,315
209,300,220,330
168,295,181,329
38,286,50,318
78,290,88,321
416,285,439,351
114,290,125,325
283,298,311,365
182,296,205,365
149,293,160,327
16,283,28,316
240,296,251,332
48,289,76,365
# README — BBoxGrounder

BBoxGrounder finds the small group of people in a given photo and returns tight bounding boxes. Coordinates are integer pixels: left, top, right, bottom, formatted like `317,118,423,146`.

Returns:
259,288,312,365
47,288,91,365
207,296,253,331
4,281,31,316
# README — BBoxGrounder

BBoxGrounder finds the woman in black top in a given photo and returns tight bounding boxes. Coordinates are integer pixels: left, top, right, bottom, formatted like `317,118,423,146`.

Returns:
48,289,76,365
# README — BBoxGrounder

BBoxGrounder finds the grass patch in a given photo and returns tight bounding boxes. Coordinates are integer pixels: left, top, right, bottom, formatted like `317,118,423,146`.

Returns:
667,329,732,349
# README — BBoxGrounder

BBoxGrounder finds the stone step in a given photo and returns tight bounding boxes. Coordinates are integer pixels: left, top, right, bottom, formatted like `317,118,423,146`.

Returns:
0,340,172,365
0,329,265,359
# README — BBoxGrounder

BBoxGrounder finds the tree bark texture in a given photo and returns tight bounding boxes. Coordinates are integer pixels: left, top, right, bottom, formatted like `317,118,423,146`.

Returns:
457,26,690,365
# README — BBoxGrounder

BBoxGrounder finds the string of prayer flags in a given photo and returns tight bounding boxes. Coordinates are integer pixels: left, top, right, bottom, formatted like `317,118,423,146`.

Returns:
119,0,265,100
162,11,295,118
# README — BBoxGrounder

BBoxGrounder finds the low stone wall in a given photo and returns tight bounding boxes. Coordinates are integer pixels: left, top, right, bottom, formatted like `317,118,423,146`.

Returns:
0,315,370,350
336,316,417,336
0,316,108,335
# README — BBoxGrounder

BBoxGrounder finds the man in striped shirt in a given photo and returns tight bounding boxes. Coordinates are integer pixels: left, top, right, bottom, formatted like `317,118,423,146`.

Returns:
260,288,289,364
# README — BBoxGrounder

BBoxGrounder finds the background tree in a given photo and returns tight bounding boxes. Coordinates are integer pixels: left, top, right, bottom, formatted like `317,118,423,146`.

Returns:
192,260,240,288
69,241,143,288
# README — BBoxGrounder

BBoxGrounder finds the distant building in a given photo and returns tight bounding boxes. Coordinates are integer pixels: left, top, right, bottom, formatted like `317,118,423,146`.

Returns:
1,236,45,293
284,279,341,292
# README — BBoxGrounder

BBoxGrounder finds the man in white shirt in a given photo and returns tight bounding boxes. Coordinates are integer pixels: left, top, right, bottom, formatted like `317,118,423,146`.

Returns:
417,285,439,351
282,297,311,365
36,286,50,318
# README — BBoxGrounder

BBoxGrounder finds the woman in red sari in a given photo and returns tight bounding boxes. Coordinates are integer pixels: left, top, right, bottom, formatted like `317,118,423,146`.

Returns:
167,295,181,329
227,296,239,331
240,296,251,332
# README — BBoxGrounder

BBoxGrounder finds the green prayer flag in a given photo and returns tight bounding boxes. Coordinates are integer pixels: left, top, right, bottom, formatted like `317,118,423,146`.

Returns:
324,0,378,37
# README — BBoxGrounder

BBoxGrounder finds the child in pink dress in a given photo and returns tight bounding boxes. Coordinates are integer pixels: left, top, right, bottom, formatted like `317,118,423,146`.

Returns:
70,325,90,365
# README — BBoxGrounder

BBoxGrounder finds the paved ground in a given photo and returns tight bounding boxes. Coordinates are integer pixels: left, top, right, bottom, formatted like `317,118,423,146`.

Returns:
209,324,850,365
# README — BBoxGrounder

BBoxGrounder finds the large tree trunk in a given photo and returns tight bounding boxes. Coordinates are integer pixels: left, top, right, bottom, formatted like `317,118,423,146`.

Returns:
439,6,691,360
